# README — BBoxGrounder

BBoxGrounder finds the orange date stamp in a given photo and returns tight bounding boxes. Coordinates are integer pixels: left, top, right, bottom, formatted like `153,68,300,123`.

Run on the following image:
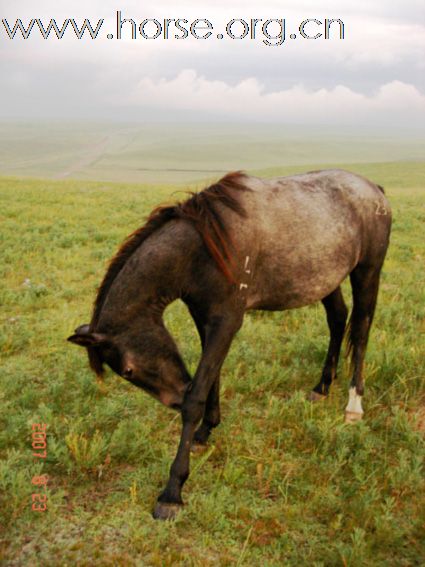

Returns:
31,423,48,512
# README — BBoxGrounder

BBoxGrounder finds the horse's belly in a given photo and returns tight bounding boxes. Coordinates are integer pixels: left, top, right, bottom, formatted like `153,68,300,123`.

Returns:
245,244,359,311
247,273,346,310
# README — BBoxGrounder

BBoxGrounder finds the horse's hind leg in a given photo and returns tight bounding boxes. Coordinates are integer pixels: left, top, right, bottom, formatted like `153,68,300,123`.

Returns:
345,264,381,423
310,286,348,400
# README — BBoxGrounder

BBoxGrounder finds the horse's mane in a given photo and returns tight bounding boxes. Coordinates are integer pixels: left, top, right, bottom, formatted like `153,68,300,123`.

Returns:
90,171,250,331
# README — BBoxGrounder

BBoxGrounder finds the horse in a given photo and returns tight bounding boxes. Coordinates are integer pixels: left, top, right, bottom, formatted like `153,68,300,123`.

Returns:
68,169,392,520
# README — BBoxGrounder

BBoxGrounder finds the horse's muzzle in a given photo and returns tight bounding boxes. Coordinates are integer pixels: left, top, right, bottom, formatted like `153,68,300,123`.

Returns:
159,381,192,410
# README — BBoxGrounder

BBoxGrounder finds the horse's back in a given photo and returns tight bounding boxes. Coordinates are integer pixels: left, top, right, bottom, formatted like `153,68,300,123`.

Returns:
230,170,391,310
245,169,389,221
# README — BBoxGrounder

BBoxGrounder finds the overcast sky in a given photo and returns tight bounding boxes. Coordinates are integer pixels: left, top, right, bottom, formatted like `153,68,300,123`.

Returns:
1,0,424,129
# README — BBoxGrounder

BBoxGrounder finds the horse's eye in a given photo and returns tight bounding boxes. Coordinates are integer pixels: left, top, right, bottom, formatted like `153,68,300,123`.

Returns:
123,368,133,379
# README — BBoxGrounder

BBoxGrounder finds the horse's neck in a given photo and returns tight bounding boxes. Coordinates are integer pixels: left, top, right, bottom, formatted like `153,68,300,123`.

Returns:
125,222,197,306
96,221,200,333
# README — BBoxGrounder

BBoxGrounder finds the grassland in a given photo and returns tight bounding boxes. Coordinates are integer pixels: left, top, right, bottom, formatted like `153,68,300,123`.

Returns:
0,161,424,566
1,122,425,185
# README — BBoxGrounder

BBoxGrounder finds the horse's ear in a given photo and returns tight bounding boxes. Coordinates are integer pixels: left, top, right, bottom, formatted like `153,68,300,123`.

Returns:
67,324,107,347
74,324,90,335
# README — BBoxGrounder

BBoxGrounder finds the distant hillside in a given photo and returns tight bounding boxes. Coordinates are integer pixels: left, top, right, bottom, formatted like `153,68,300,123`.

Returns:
0,122,424,184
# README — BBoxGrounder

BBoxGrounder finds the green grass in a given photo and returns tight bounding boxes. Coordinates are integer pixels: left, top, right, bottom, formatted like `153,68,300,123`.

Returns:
0,163,424,566
1,122,424,185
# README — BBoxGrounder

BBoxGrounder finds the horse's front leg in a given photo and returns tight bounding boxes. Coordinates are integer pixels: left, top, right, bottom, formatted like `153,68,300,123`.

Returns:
153,312,242,520
187,303,221,449
192,376,220,449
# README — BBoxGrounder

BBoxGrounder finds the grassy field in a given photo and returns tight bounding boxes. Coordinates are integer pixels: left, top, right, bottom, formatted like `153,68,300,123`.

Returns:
0,161,424,565
1,122,425,185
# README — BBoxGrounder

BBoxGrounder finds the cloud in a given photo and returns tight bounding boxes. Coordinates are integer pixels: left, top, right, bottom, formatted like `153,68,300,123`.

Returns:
123,70,425,126
1,0,424,126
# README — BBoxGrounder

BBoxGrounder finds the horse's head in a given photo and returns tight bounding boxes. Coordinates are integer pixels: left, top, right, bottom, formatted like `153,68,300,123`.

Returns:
68,321,192,410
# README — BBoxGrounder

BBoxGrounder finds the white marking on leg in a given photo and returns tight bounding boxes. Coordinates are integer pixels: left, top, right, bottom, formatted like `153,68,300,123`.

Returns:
345,387,363,415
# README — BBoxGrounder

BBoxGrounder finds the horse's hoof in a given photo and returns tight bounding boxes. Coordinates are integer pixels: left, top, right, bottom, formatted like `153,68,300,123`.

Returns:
345,411,363,424
152,502,182,521
191,441,207,453
308,391,327,402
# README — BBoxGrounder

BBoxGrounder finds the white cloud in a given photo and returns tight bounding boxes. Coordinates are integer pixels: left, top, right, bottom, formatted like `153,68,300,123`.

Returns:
123,70,425,125
1,0,424,125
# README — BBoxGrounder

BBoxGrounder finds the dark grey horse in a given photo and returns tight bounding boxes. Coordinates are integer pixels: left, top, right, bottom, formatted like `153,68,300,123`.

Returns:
68,169,392,519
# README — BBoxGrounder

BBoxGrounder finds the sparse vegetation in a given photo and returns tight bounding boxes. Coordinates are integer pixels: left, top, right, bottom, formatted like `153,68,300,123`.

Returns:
0,161,424,565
